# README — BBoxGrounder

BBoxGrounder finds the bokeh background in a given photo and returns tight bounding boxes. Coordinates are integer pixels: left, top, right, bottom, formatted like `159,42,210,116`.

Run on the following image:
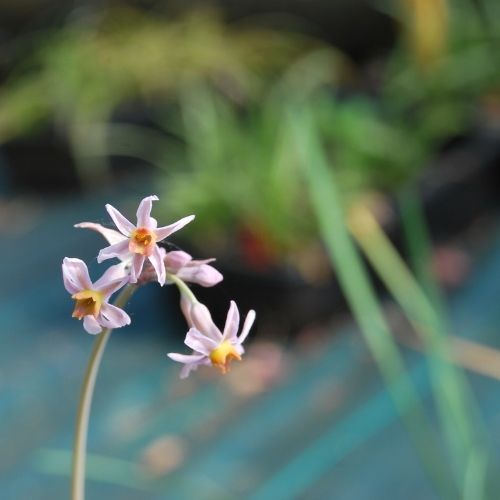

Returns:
1,0,500,498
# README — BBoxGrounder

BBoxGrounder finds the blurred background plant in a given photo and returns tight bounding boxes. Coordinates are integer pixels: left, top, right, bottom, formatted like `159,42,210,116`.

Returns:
2,0,500,498
1,0,499,372
0,7,324,189
1,2,498,268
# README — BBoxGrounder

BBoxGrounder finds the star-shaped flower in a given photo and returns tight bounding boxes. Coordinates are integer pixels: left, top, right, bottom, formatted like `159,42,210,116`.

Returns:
62,258,131,334
75,223,221,287
95,195,194,286
168,301,256,378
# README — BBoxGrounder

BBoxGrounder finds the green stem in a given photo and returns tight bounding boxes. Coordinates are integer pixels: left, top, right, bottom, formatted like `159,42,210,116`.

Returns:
167,273,199,304
71,284,136,500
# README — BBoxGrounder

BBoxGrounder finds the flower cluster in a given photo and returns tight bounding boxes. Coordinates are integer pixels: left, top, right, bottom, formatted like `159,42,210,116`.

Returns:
63,195,255,377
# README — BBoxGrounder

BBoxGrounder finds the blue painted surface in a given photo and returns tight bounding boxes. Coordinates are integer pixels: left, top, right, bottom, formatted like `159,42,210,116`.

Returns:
1,193,500,500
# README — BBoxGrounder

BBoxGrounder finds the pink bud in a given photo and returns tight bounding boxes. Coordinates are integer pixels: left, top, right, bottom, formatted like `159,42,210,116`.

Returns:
177,264,223,287
164,250,192,272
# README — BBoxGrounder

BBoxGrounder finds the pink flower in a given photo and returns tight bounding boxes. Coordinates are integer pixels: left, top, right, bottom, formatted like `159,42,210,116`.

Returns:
168,301,256,378
165,250,223,287
76,222,222,288
96,195,194,286
62,258,131,334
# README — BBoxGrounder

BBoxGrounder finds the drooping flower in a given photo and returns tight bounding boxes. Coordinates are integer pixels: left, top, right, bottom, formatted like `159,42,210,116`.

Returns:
164,250,223,287
75,222,222,287
62,257,131,334
168,301,256,378
95,195,194,286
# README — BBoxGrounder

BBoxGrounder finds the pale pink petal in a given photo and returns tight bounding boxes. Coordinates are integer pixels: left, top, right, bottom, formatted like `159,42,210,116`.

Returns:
177,264,223,287
94,263,129,295
136,195,159,228
184,327,218,355
167,352,206,364
62,262,82,294
180,295,193,327
130,254,146,282
167,352,208,379
157,246,167,260
98,303,131,329
74,222,127,246
97,239,130,263
179,360,210,379
154,215,195,242
148,245,166,286
62,258,92,293
190,303,222,341
149,217,158,229
189,257,216,266
179,365,191,378
238,310,256,343
179,361,204,379
105,204,135,236
164,251,192,273
222,301,240,341
234,343,245,356
83,315,102,334
100,279,128,300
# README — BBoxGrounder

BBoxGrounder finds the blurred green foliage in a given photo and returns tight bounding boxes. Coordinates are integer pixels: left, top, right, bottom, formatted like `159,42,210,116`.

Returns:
161,0,500,263
0,1,499,269
0,8,321,140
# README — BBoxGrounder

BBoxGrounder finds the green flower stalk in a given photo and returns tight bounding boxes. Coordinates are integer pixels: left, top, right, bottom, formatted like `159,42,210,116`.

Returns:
71,284,136,500
63,195,254,499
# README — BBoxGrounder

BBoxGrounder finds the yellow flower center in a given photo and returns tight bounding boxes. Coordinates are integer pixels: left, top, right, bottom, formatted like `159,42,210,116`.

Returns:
209,341,241,374
72,289,104,319
129,227,157,256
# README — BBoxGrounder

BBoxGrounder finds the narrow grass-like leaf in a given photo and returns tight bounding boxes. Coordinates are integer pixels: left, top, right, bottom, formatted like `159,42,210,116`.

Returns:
348,202,492,494
291,107,456,498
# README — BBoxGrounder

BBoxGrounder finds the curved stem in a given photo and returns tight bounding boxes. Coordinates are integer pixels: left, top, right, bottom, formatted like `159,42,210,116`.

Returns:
167,273,199,305
71,284,136,500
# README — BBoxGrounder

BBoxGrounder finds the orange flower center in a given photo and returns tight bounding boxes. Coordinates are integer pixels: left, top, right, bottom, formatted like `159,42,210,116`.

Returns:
72,289,104,319
209,341,242,374
129,228,157,256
